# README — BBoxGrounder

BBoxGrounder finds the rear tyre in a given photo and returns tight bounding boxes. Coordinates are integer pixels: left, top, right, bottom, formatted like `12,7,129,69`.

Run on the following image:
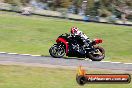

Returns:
49,44,65,58
88,46,105,61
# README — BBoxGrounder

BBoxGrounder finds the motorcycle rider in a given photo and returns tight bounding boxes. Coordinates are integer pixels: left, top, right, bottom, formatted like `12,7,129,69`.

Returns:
70,27,90,48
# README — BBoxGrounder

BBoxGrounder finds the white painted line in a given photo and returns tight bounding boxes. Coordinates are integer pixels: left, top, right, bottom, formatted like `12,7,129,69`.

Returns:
123,63,132,65
31,55,41,57
102,61,122,64
102,61,132,64
110,62,122,64
20,54,31,56
0,52,7,54
8,53,18,55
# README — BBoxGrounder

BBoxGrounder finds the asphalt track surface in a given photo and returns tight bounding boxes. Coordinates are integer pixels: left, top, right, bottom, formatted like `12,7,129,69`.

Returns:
0,53,132,73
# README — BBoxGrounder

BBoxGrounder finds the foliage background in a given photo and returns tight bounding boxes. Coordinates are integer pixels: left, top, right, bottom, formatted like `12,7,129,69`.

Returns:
1,0,132,17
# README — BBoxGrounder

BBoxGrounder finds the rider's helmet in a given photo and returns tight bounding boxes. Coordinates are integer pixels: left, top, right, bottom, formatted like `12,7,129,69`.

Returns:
71,27,79,34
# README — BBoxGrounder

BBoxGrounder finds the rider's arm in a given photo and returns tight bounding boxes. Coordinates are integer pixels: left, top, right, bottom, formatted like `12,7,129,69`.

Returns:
79,31,88,39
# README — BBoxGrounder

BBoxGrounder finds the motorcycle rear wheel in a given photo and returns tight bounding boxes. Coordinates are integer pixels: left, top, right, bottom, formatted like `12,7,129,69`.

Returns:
88,46,105,61
49,44,65,58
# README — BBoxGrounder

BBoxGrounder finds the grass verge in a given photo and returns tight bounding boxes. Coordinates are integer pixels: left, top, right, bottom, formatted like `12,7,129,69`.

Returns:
0,65,131,88
0,11,132,62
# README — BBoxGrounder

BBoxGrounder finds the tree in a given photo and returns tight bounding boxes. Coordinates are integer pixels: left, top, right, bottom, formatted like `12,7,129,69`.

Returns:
4,0,30,6
61,0,72,8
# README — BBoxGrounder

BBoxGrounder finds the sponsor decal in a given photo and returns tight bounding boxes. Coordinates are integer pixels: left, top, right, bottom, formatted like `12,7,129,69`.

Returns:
76,66,131,85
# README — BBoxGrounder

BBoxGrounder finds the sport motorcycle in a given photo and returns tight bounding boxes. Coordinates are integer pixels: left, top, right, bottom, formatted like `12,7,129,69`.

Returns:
49,33,105,61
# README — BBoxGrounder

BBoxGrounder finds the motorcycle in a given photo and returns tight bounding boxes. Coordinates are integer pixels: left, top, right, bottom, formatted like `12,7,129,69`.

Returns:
49,33,105,61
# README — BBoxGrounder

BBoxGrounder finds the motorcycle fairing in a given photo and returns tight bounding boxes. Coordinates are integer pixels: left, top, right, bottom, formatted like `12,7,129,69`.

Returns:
94,39,103,44
56,38,68,55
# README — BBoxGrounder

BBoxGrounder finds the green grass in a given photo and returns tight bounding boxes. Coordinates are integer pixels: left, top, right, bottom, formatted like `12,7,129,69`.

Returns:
0,65,131,88
0,11,132,62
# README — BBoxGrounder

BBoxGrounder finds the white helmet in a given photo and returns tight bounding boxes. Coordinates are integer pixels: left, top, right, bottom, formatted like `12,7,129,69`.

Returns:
71,27,79,34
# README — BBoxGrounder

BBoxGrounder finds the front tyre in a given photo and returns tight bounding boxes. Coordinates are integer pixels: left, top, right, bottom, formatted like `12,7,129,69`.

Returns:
88,46,105,61
49,44,65,58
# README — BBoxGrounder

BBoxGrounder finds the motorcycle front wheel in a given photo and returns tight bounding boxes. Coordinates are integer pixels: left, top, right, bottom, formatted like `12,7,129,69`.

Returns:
49,44,65,58
88,46,105,61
